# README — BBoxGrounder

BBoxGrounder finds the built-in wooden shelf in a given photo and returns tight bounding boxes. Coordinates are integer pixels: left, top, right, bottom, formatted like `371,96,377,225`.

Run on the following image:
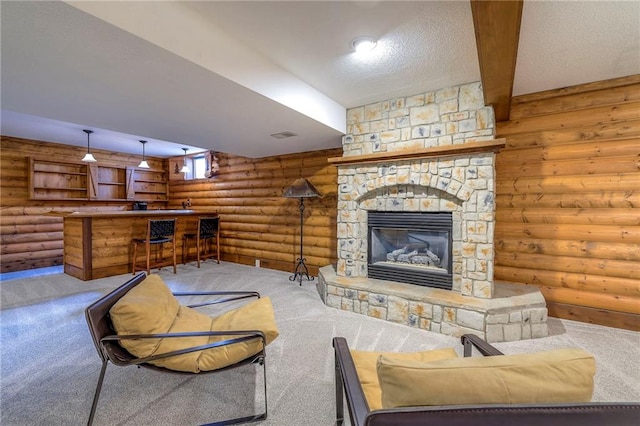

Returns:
28,157,169,202
328,139,506,166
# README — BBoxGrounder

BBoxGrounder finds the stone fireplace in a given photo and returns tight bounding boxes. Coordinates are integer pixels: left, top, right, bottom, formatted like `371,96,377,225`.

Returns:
317,82,548,342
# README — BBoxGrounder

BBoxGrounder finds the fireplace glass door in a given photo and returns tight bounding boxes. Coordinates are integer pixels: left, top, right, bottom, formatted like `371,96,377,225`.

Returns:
368,212,452,290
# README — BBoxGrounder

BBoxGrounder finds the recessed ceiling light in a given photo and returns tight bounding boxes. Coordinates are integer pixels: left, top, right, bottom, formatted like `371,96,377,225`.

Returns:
351,36,377,53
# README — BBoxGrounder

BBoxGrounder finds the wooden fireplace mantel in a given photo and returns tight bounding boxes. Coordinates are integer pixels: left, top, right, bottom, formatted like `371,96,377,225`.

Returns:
328,139,505,166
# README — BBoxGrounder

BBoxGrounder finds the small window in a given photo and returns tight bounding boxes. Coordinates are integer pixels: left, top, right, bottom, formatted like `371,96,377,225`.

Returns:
172,152,218,181
193,156,207,179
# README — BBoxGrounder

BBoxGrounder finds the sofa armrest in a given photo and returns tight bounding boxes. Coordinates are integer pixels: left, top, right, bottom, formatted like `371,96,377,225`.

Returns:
460,334,503,357
333,337,370,426
364,403,640,426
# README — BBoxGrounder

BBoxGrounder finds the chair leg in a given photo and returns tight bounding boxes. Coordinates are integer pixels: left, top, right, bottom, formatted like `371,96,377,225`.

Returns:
335,353,345,426
172,238,177,274
87,360,109,426
132,241,138,275
197,237,202,268
200,355,268,426
145,241,151,275
182,236,187,264
216,233,220,264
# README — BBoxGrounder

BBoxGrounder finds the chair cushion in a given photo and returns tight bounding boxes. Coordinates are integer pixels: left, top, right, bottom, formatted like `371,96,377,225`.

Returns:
351,347,458,410
199,296,279,371
377,348,595,409
109,274,279,373
109,274,180,357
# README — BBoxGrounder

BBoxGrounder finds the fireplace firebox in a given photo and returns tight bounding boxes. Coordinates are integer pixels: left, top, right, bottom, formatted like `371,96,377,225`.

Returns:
368,212,453,290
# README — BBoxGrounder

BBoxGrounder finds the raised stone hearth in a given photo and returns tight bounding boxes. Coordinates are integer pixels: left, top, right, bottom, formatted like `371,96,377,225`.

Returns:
318,82,548,342
317,265,548,343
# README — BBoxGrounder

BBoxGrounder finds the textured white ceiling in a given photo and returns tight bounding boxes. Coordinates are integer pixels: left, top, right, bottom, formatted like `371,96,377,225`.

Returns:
514,1,640,95
188,1,481,108
1,1,638,158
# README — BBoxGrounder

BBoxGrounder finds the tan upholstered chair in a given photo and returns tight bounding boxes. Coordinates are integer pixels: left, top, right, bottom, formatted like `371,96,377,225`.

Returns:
132,218,177,274
182,216,220,267
333,335,639,426
85,272,279,425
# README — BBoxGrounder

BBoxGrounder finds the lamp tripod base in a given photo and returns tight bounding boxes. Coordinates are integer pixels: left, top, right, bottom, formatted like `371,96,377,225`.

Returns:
289,257,314,286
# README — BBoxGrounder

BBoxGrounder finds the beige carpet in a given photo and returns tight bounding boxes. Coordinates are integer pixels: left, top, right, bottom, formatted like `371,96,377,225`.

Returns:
1,262,638,425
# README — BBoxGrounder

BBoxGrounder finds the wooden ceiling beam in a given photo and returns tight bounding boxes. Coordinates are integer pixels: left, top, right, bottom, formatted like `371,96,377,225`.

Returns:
470,0,523,122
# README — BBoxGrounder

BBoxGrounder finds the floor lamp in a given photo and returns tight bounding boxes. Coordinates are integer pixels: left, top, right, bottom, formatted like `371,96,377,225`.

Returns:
283,178,321,285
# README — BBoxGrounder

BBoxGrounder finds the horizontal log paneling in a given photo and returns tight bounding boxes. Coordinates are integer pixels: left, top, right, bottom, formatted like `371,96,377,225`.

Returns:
495,251,640,282
497,151,640,176
496,223,639,243
546,303,640,331
496,208,640,226
0,136,168,273
496,173,640,193
168,148,341,277
495,75,640,330
510,75,640,104
498,136,640,163
503,122,640,149
498,101,640,136
495,266,640,314
510,83,640,120
495,191,640,209
495,238,640,262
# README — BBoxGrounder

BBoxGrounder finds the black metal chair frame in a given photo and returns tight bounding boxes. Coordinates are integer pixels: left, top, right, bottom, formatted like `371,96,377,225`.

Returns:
333,335,640,426
85,272,269,426
183,216,220,267
133,218,177,274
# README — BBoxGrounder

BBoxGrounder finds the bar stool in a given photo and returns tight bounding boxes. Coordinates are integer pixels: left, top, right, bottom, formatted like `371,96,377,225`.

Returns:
132,218,177,274
182,216,220,267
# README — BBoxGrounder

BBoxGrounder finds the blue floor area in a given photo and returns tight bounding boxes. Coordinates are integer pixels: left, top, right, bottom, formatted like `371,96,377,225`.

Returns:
0,266,64,282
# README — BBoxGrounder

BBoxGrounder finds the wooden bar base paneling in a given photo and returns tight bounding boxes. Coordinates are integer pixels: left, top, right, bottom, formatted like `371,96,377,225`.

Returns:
53,210,217,280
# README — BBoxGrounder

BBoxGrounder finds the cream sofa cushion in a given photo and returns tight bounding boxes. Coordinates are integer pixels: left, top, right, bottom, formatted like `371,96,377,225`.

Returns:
351,348,458,410
377,348,595,409
109,274,279,373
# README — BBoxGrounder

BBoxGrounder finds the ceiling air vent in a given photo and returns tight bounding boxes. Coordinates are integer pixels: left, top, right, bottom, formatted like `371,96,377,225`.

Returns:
270,131,297,139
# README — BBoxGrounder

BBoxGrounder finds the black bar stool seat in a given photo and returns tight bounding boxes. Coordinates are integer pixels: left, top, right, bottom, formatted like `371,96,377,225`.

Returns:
132,218,177,274
182,217,220,267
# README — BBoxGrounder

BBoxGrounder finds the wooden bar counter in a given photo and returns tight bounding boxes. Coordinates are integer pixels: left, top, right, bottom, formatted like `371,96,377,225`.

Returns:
51,210,217,280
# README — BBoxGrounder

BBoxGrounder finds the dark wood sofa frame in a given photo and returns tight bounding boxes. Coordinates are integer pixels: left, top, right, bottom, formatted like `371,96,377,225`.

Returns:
85,272,269,426
333,335,640,426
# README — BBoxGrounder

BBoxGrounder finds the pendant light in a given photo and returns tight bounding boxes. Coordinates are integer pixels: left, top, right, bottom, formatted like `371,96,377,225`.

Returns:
137,140,150,169
180,148,189,173
81,129,97,162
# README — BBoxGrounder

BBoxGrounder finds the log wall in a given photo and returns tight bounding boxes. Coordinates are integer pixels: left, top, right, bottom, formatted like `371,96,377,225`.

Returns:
0,136,168,273
167,149,341,276
495,75,640,330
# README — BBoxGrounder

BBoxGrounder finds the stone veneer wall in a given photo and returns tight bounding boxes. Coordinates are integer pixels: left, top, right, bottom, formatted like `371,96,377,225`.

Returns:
336,82,497,298
343,82,494,157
